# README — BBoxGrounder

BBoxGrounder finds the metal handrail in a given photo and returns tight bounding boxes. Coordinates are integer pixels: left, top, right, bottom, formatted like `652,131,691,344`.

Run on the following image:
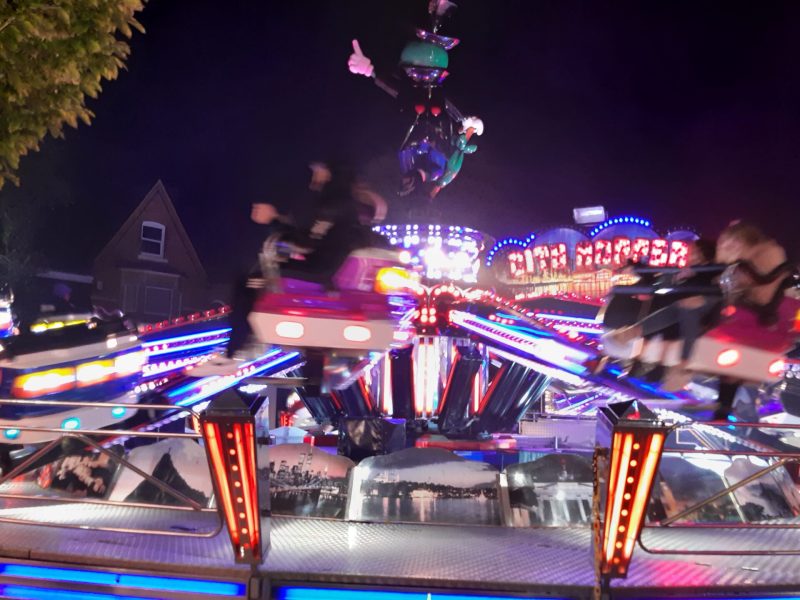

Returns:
0,398,201,411
0,422,220,537
658,456,797,526
0,424,200,438
0,492,217,512
637,419,800,555
0,515,223,538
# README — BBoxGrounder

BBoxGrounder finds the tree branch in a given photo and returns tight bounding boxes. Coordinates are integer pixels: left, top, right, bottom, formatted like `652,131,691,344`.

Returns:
0,17,15,34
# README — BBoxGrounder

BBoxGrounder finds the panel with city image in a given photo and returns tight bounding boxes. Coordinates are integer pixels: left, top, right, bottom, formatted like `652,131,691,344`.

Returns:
260,443,354,519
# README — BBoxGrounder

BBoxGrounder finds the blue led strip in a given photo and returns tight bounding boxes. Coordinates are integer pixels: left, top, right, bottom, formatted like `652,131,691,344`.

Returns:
0,565,114,585
146,336,230,357
165,348,283,398
120,573,243,595
449,311,592,376
275,588,569,600
168,349,302,407
0,564,245,596
142,328,232,347
484,235,534,267
0,586,152,600
588,216,652,237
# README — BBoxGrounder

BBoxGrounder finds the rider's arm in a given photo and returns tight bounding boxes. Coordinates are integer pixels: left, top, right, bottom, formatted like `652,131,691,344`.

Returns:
733,258,792,285
737,243,789,306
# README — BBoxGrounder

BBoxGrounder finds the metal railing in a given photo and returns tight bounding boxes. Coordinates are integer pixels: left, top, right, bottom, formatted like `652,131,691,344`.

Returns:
639,419,800,556
0,398,222,538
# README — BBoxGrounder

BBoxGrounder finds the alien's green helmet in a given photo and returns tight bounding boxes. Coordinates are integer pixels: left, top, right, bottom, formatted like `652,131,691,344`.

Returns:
400,41,449,69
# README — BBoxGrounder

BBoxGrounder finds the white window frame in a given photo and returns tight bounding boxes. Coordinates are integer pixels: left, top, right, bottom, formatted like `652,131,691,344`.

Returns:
139,221,166,260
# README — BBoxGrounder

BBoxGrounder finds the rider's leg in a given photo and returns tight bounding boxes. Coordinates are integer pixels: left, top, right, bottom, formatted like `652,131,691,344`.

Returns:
608,303,682,345
714,378,740,420
677,299,716,362
226,272,259,358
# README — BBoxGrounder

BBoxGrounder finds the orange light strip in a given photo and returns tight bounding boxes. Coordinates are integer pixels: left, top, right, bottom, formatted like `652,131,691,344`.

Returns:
622,432,664,559
234,423,259,556
12,367,76,398
76,360,116,388
605,432,622,502
603,433,633,565
243,421,260,550
382,352,393,415
358,378,374,412
472,365,481,414
438,351,460,416
426,337,439,415
203,422,239,546
414,340,427,418
478,363,508,414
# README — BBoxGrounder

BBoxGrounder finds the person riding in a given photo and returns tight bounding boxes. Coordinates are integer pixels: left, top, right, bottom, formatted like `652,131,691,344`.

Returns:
193,161,386,376
607,221,791,393
716,220,791,324
712,221,792,420
277,160,386,284
605,237,724,389
624,238,721,382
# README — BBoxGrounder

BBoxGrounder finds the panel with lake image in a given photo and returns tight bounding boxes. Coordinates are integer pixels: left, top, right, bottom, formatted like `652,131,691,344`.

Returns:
348,447,501,526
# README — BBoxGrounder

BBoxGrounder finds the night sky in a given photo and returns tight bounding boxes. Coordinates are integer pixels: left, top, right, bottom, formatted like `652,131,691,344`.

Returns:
5,0,800,281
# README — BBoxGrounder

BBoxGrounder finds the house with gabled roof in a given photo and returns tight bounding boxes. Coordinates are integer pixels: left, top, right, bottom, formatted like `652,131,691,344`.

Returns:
92,180,214,322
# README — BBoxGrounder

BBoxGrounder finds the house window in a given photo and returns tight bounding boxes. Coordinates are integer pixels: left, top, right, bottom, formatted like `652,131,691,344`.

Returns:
140,221,165,259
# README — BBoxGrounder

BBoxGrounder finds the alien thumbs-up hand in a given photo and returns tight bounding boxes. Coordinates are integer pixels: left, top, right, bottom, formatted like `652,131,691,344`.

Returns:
348,39,375,77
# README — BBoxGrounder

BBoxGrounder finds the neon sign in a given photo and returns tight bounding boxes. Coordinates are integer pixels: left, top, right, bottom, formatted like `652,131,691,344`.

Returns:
506,236,690,278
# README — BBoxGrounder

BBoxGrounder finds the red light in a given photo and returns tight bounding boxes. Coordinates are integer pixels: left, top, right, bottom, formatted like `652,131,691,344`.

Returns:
508,251,526,278
549,242,567,271
594,239,612,267
575,240,594,271
668,240,689,268
612,237,631,267
533,245,550,272
631,238,650,264
200,400,263,564
601,427,666,577
768,359,785,376
649,239,668,267
716,349,740,367
203,422,239,547
234,423,260,556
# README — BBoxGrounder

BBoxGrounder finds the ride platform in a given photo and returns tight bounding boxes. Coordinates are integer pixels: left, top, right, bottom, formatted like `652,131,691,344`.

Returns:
0,496,799,599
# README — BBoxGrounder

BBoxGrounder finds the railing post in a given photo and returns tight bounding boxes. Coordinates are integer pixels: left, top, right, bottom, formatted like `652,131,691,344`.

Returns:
200,389,267,565
594,400,669,582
